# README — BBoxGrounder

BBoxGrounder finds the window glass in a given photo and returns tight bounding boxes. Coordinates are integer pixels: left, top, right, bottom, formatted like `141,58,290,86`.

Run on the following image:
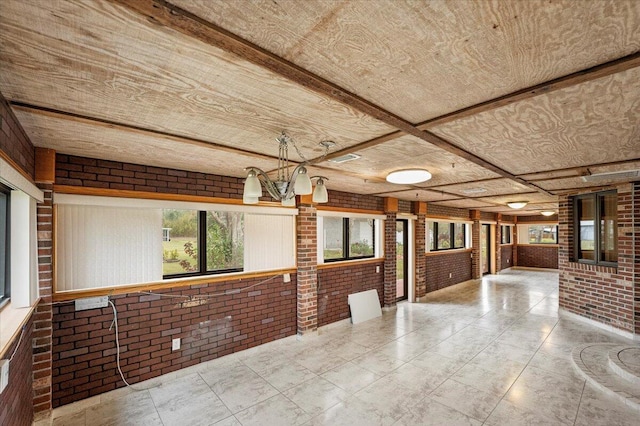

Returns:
453,223,465,248
323,217,344,260
349,218,374,257
206,211,244,271
162,209,198,275
501,225,511,244
578,197,595,260
599,192,617,263
528,225,557,244
428,222,435,250
436,221,451,249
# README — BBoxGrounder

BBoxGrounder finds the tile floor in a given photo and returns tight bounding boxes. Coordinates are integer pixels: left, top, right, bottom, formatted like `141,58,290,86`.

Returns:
42,269,639,426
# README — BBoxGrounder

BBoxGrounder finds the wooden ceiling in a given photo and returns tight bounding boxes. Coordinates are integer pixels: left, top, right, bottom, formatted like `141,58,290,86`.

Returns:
1,0,639,215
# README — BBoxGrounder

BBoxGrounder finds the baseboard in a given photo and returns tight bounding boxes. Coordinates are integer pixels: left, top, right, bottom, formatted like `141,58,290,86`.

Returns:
559,308,637,341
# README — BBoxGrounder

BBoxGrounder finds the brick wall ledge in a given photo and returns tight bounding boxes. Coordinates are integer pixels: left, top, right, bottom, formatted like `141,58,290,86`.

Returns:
317,258,384,270
425,248,473,257
52,268,297,301
563,262,617,274
0,299,38,358
559,308,638,341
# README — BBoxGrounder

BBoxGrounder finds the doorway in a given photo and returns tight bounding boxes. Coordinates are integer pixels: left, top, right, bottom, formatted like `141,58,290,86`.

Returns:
396,219,408,301
481,223,491,275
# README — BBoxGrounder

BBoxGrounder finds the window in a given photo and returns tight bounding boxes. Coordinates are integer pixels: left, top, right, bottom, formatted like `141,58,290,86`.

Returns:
527,225,558,244
574,191,617,265
429,221,466,251
323,217,375,261
162,209,243,278
501,225,512,244
0,184,9,309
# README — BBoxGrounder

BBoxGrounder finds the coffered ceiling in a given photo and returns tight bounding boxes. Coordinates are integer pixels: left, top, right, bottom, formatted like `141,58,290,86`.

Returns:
1,0,639,215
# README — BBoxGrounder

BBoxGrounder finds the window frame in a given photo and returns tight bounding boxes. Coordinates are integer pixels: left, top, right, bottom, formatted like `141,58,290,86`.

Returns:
500,225,512,244
0,184,10,309
323,217,375,262
573,190,617,267
162,210,244,279
429,221,467,251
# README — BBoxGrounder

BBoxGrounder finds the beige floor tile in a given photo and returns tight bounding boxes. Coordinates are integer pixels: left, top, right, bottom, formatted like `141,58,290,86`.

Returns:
234,394,310,426
283,376,348,416
395,396,482,426
430,379,503,422
321,361,380,394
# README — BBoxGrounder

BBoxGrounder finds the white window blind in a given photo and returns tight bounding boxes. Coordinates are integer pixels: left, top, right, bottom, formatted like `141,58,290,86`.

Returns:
56,205,162,291
244,214,295,271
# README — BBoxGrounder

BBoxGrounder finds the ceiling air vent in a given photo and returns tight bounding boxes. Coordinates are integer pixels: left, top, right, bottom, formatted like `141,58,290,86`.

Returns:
581,169,640,182
328,153,361,164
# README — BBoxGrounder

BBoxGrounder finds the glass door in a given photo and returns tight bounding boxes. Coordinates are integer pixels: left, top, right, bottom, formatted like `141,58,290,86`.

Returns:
396,219,408,301
481,223,491,275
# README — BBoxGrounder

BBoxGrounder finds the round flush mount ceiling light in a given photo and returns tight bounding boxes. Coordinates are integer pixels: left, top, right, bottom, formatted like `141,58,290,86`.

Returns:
507,201,528,209
386,169,432,184
540,211,556,216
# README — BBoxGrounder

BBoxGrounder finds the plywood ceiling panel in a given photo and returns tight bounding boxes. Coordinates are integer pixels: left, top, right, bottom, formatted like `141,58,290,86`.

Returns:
373,189,459,203
174,0,640,123
0,0,394,161
432,178,532,197
14,109,276,178
320,135,500,186
431,199,495,209
432,68,640,175
476,193,558,207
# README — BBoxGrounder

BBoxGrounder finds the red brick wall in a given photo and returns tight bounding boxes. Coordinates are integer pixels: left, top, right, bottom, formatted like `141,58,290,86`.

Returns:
517,245,559,269
0,94,35,177
480,212,496,221
559,184,637,334
317,261,384,327
56,154,247,199
384,213,397,306
500,245,514,270
398,200,412,213
415,214,426,298
425,250,473,293
427,205,469,219
0,316,34,426
296,204,318,334
51,275,296,407
324,190,384,211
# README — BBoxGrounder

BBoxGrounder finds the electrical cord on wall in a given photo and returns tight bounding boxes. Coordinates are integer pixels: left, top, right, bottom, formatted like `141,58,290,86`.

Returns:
108,300,149,391
4,325,26,362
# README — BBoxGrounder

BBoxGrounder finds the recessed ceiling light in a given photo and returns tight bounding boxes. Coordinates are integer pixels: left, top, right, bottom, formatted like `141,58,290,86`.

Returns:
461,188,487,194
386,169,432,184
540,211,556,216
507,201,528,209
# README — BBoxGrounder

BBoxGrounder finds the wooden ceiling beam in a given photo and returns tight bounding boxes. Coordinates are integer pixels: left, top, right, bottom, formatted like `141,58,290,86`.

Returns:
10,101,279,163
517,158,640,181
110,0,552,196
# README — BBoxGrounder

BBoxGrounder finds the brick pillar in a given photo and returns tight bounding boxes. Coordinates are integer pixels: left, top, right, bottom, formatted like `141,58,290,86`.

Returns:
471,210,481,279
33,183,53,416
495,213,502,272
513,216,519,266
383,198,398,307
632,183,640,336
296,200,318,335
413,202,426,299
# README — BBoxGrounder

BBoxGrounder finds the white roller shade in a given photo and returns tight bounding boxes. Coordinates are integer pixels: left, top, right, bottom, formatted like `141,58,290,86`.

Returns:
56,205,162,291
244,214,295,271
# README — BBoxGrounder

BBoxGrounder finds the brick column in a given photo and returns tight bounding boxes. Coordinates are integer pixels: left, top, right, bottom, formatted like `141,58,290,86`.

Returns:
632,183,640,336
33,148,55,418
513,216,519,266
296,199,318,335
383,198,398,307
413,201,426,299
471,210,481,279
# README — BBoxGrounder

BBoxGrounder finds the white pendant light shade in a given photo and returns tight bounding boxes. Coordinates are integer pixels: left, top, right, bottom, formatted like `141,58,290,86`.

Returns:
294,167,312,195
281,197,296,207
312,178,328,203
243,194,259,204
243,170,262,198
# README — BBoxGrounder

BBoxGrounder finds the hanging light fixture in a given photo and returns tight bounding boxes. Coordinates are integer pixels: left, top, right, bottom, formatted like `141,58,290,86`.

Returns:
507,201,528,209
242,132,334,206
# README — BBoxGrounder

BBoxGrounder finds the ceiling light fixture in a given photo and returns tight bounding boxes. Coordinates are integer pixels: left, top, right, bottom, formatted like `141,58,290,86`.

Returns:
386,169,432,184
540,211,556,216
507,201,528,209
243,131,334,206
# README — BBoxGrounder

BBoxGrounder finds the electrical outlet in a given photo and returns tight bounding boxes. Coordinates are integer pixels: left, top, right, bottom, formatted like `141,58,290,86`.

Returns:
376,266,380,273
0,359,9,394
449,273,452,278
172,338,181,351
283,273,291,283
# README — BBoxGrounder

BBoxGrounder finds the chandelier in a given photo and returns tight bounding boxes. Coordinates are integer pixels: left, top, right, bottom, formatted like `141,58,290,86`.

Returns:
243,132,334,206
